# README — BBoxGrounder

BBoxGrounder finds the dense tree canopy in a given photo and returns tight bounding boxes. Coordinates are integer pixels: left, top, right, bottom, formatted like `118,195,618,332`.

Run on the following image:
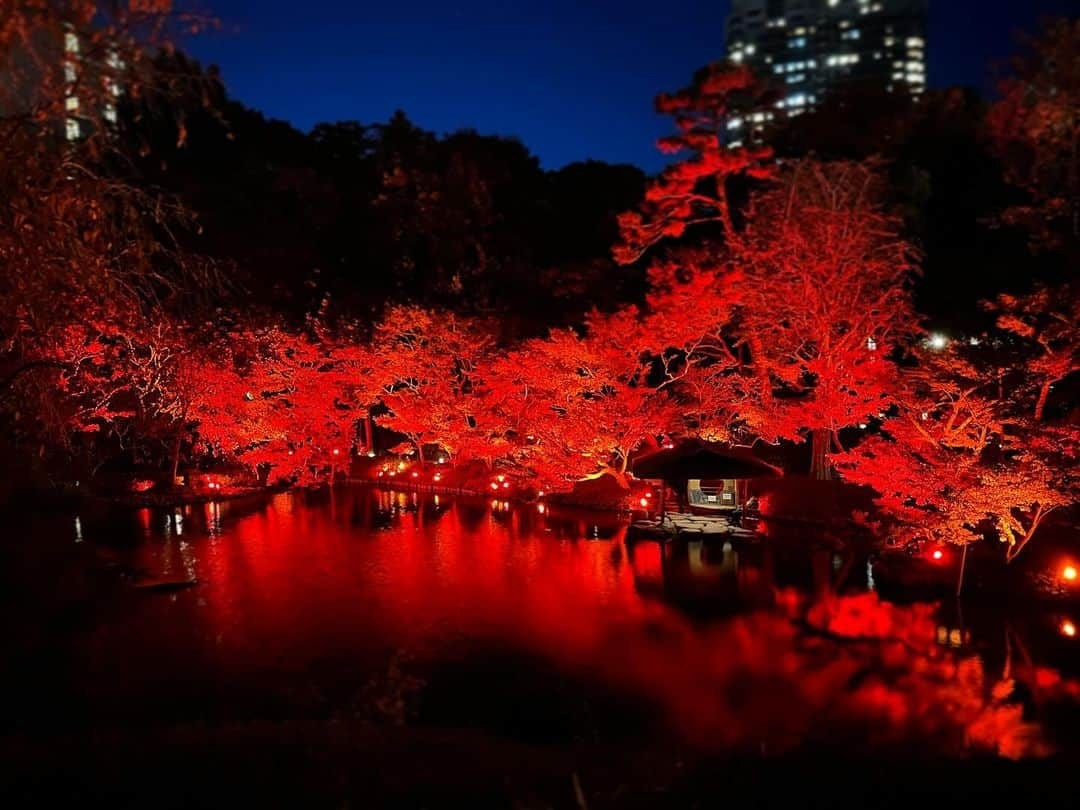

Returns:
0,2,1075,566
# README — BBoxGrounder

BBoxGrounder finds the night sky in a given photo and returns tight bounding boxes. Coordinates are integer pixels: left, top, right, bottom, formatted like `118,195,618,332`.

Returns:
189,0,1076,173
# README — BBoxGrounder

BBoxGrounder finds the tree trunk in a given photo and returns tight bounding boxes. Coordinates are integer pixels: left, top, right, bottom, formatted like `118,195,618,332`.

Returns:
810,428,832,480
1034,381,1052,423
414,440,425,464
170,433,183,486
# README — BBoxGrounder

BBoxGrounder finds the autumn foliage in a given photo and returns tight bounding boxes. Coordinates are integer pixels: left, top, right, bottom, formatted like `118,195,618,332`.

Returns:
0,6,1076,565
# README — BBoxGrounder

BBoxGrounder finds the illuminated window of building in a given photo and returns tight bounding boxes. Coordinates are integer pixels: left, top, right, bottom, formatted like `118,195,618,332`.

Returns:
65,118,80,140
64,95,79,112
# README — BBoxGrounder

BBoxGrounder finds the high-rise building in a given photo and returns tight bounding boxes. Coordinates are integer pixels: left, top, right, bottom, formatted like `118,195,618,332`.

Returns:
1,22,124,143
724,0,927,138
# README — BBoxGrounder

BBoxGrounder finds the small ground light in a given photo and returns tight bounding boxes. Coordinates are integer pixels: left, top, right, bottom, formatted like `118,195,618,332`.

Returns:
1062,620,1077,638
932,548,944,561
411,471,418,478
1063,565,1078,582
333,449,340,456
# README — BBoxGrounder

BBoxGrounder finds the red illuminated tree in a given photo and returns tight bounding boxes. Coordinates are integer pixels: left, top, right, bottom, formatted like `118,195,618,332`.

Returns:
983,283,1080,422
733,161,921,478
187,324,366,485
835,343,1074,561
367,305,493,463
0,1,220,479
615,62,774,264
483,308,679,490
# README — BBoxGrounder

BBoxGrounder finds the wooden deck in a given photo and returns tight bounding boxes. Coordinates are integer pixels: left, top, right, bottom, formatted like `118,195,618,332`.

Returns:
629,512,755,541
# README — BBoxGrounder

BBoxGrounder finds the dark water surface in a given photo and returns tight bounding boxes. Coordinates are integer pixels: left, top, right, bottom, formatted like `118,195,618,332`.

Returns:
4,486,1080,760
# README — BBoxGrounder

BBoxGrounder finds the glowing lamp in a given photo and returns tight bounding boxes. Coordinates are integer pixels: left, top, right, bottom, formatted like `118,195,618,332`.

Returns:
490,482,499,490
928,333,949,351
367,451,376,458
932,549,944,561
411,471,418,478
645,492,652,498
1062,620,1077,638
502,482,510,489
1064,565,1078,582
537,491,545,498
639,497,649,508
433,473,441,482
388,471,396,477
497,475,505,483
437,457,445,464
333,449,340,456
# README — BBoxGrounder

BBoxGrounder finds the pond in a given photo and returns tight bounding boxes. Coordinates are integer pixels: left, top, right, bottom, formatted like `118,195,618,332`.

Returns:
3,486,1080,798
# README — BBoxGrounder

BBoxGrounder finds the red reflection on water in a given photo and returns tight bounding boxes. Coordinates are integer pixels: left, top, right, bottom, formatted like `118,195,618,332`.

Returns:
73,488,1080,759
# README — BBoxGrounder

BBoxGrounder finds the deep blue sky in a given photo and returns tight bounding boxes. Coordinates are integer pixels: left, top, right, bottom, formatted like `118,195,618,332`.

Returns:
187,0,1076,173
